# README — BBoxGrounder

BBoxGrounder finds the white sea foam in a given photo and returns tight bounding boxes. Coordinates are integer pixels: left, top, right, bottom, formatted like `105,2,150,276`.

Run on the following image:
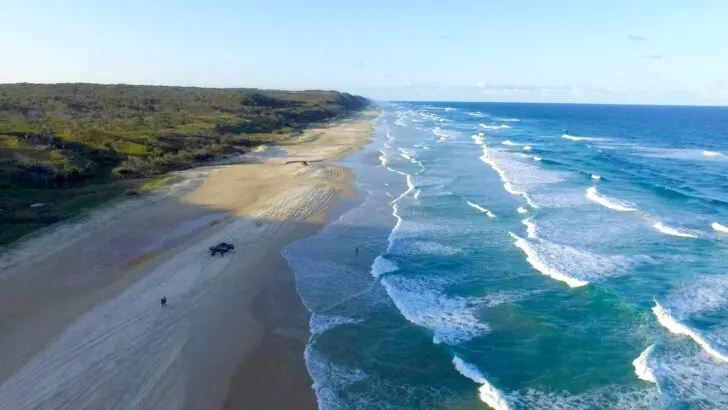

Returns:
591,174,601,181
511,385,659,409
533,156,542,161
374,164,496,345
413,189,421,200
378,149,388,167
482,148,567,209
452,356,512,410
310,314,365,335
652,222,698,239
652,301,728,363
306,346,369,409
522,218,537,238
522,145,532,152
562,134,600,141
662,276,728,320
370,255,399,278
433,126,459,142
703,150,724,157
398,147,413,161
517,207,528,214
380,275,492,345
650,346,728,407
510,232,631,288
469,111,486,118
397,148,425,170
712,222,728,233
637,147,728,162
404,241,463,256
508,232,589,288
502,140,518,146
479,153,539,208
472,134,486,145
495,117,520,122
467,201,496,218
632,344,658,384
480,124,512,130
586,187,637,212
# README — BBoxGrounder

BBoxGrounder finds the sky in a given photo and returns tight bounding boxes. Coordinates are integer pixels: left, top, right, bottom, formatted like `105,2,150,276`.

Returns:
1,0,727,105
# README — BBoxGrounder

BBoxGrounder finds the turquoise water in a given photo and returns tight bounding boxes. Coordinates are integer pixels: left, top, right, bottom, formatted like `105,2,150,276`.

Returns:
284,102,728,409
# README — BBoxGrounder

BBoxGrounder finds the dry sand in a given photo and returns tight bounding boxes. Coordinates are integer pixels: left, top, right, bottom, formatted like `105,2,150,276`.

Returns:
0,111,376,409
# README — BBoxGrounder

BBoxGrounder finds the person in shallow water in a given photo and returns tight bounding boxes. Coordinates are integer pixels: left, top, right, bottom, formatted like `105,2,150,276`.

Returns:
160,296,167,307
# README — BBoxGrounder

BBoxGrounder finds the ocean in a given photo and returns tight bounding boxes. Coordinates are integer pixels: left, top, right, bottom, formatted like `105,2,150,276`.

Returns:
283,102,728,409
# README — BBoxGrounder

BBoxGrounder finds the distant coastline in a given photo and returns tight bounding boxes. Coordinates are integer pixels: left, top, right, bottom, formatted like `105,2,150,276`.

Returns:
0,83,370,245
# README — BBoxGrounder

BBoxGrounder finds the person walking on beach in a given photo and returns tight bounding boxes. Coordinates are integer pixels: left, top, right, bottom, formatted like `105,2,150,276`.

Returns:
355,246,359,256
160,296,167,307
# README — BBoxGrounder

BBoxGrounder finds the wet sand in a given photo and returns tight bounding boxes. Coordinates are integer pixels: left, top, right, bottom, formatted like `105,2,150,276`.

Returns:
0,111,376,409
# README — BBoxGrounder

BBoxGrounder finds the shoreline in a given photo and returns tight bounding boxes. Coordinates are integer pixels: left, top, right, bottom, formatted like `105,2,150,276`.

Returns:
0,110,377,409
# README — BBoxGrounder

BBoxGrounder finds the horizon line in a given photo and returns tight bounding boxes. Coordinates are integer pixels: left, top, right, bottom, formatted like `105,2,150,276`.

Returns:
2,81,726,108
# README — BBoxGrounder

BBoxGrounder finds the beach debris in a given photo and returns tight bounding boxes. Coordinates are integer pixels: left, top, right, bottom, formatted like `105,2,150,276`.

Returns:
209,242,235,256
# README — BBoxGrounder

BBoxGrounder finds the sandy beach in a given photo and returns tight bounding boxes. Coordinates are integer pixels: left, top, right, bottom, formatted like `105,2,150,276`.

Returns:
0,111,376,409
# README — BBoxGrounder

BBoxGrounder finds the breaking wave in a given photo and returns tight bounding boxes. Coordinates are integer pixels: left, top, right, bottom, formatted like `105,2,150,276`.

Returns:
712,222,728,233
480,124,512,130
467,201,496,218
652,222,698,239
508,232,589,288
522,218,537,238
703,150,723,157
586,187,637,212
652,301,728,363
473,135,539,208
562,134,602,142
452,356,512,410
433,126,459,142
632,344,658,384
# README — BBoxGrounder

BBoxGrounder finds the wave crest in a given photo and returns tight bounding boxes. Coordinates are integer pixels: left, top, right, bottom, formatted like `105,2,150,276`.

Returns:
508,233,589,288
480,124,512,130
652,301,728,363
452,356,512,410
467,201,496,218
632,344,658,384
652,222,698,239
586,187,637,212
562,134,600,141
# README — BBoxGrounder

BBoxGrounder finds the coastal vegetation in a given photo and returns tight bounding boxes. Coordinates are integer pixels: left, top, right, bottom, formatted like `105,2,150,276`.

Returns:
0,83,369,244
